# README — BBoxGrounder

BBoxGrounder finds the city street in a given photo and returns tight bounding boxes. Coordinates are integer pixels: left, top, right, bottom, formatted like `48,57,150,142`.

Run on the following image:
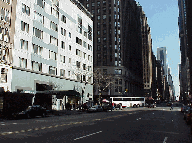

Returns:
0,103,191,143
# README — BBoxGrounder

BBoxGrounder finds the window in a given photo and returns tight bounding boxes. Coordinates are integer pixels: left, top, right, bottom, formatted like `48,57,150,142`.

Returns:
97,16,100,20
34,11,43,23
69,58,71,64
69,45,71,51
76,37,82,45
21,21,29,33
2,0,11,4
84,53,86,59
49,66,57,75
20,39,28,50
115,86,118,92
60,55,65,63
115,79,118,84
119,86,122,92
76,61,80,68
78,17,82,34
60,69,65,77
88,25,92,41
50,36,58,46
33,44,43,55
84,31,87,37
33,27,43,39
83,41,87,48
103,69,107,74
61,15,66,23
119,79,122,84
49,50,57,60
103,15,106,19
1,8,10,23
69,32,71,38
22,3,30,16
50,21,58,31
61,41,65,49
51,6,59,18
88,66,92,71
115,69,122,74
1,68,8,83
76,49,81,56
83,75,86,81
32,61,42,71
68,71,70,76
83,64,86,70
19,57,27,68
37,0,44,8
97,1,100,6
61,27,66,36
98,38,100,43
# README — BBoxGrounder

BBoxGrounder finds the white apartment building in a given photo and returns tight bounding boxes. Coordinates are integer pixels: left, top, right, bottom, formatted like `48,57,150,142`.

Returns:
0,0,93,104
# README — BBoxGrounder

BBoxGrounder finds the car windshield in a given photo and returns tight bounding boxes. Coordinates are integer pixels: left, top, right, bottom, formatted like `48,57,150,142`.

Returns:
91,106,96,108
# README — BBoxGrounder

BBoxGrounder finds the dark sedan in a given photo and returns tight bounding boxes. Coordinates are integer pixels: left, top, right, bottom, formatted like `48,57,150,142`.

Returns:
166,102,173,106
15,105,47,119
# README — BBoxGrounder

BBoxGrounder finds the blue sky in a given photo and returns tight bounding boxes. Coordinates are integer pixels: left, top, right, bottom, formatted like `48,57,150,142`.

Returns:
137,0,180,100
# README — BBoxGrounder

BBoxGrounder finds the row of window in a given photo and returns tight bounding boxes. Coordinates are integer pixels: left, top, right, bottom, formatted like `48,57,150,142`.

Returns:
1,8,10,23
20,39,92,63
1,0,11,4
76,49,92,61
21,21,92,50
19,57,92,81
21,4,92,41
0,27,9,42
76,61,92,71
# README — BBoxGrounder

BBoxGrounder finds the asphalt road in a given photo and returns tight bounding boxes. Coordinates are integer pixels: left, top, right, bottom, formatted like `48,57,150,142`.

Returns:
0,105,191,143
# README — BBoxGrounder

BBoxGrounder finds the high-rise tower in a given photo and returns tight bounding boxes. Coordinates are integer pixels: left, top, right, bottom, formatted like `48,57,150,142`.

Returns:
79,0,144,97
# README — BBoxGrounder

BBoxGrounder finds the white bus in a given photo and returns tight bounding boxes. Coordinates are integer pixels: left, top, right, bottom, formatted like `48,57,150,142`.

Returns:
111,97,145,108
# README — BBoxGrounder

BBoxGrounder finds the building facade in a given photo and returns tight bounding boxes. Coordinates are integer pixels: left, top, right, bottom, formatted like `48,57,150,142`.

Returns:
0,0,93,104
140,10,153,98
79,0,144,98
178,0,192,104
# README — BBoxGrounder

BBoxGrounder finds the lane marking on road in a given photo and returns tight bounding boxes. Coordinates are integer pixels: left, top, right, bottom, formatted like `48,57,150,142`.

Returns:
163,137,168,143
1,124,5,125
154,130,180,135
12,123,17,125
74,131,102,140
27,129,32,131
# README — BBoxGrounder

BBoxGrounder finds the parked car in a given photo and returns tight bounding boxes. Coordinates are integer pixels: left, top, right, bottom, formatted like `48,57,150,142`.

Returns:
14,105,47,119
167,102,173,106
185,107,192,124
87,105,103,112
183,106,191,120
147,103,156,108
102,103,113,111
181,105,187,113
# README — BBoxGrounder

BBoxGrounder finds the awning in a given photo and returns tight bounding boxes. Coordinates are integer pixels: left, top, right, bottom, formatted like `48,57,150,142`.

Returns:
102,99,110,102
36,90,80,97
